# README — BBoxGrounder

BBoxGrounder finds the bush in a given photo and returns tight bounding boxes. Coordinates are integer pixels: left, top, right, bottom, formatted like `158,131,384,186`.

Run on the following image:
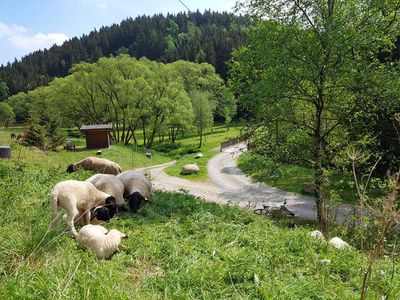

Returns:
153,142,183,153
24,123,46,148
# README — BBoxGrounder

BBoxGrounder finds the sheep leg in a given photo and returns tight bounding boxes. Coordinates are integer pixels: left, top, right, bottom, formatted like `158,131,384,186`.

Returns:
65,207,79,237
83,210,91,225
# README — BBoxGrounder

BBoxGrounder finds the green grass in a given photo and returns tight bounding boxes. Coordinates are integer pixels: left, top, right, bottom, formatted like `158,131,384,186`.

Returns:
164,125,241,181
237,152,362,204
1,160,399,299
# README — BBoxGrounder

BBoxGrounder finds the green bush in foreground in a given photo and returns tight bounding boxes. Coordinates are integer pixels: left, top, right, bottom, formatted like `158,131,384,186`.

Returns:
0,160,399,299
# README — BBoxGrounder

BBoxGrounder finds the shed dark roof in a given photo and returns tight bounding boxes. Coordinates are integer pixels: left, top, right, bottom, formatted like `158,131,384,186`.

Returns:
80,124,112,131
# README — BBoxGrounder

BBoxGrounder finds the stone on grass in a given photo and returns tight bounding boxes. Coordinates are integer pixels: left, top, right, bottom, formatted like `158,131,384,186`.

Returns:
181,163,200,175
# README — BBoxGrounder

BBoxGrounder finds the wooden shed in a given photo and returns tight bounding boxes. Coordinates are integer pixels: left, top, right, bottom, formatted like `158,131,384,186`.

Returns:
80,124,112,149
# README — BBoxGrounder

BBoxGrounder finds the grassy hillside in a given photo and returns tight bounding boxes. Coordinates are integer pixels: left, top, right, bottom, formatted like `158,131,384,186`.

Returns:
164,125,241,181
0,159,399,299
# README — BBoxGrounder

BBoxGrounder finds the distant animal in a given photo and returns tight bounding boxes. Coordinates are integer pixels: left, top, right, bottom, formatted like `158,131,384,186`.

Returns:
50,180,116,236
66,157,122,175
96,150,102,155
181,163,200,175
117,170,152,213
77,224,128,259
145,152,152,159
63,140,76,150
86,173,125,216
10,133,16,141
329,237,350,250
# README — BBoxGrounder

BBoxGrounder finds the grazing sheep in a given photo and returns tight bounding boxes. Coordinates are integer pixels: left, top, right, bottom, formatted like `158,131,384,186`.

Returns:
66,157,122,175
50,180,116,236
77,224,128,259
329,237,350,250
310,230,325,240
117,170,152,213
181,163,200,175
195,153,204,159
10,133,16,141
86,173,125,209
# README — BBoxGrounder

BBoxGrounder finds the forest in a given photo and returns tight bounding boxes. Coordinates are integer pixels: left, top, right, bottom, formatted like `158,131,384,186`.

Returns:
0,11,250,95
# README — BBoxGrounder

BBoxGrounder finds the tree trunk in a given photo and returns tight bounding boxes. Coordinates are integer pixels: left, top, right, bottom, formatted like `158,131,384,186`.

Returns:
199,127,203,148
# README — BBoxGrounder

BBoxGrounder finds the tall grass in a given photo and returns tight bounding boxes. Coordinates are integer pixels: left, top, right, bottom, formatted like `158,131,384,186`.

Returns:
0,160,399,299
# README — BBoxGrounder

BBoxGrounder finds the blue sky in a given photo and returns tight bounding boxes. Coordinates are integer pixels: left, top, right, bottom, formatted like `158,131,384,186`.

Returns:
0,0,236,65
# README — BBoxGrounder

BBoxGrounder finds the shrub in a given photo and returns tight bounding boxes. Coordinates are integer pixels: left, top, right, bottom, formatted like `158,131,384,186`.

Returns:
24,123,46,147
154,142,183,153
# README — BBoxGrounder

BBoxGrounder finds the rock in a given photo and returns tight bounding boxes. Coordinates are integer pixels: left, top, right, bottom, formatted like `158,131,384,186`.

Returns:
310,230,325,240
145,152,152,159
181,163,200,175
329,237,350,250
195,153,204,159
302,182,316,194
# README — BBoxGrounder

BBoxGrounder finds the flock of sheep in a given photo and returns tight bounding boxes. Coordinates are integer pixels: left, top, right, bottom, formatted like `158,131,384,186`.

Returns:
51,156,151,259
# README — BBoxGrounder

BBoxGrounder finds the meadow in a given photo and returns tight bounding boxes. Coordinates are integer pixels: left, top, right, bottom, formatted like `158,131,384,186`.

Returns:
0,127,399,299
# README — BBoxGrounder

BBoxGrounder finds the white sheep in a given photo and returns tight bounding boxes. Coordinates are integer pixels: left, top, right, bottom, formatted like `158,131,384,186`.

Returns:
329,237,350,250
86,174,125,206
77,224,128,259
66,157,122,175
51,180,116,237
117,170,152,213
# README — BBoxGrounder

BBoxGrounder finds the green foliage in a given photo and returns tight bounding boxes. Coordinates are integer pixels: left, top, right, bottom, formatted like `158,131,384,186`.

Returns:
0,160,399,298
0,102,15,128
153,142,183,153
191,90,214,147
0,81,9,101
24,123,46,148
5,92,29,122
0,12,251,95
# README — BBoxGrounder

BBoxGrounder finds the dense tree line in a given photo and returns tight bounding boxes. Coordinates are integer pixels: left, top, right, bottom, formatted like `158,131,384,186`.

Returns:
6,55,234,149
0,11,250,96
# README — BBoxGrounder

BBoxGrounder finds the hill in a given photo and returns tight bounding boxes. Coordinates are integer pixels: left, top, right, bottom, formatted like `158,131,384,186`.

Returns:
0,11,250,95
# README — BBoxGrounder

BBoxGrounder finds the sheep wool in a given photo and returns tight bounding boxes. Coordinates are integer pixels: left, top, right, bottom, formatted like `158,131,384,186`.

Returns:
51,180,114,237
329,237,350,250
86,174,125,206
77,225,128,259
117,170,152,199
67,157,122,175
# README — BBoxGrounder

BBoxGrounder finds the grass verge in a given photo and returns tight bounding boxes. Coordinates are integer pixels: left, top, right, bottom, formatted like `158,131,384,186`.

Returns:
1,160,399,299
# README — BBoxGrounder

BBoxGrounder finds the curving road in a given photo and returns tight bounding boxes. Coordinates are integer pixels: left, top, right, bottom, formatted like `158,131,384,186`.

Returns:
141,144,353,221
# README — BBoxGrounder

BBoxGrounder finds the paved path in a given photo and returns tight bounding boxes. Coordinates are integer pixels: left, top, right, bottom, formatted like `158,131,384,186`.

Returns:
141,145,353,221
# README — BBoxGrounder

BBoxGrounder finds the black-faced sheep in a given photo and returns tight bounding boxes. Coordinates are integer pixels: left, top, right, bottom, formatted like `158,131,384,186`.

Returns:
63,140,76,150
66,157,122,175
50,180,116,236
77,224,128,259
117,170,152,213
86,174,125,216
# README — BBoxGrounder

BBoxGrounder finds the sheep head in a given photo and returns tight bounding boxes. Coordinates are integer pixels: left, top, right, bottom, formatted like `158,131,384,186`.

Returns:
126,192,145,213
66,164,76,173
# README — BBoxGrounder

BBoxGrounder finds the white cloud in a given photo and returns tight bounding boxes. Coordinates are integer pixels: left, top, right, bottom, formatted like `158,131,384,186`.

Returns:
8,32,69,51
0,21,68,52
0,22,27,38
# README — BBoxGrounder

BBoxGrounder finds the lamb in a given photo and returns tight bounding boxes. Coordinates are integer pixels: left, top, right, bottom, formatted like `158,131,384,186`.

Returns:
66,157,122,175
50,180,116,236
328,237,350,250
86,173,125,216
117,170,152,213
77,224,128,259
